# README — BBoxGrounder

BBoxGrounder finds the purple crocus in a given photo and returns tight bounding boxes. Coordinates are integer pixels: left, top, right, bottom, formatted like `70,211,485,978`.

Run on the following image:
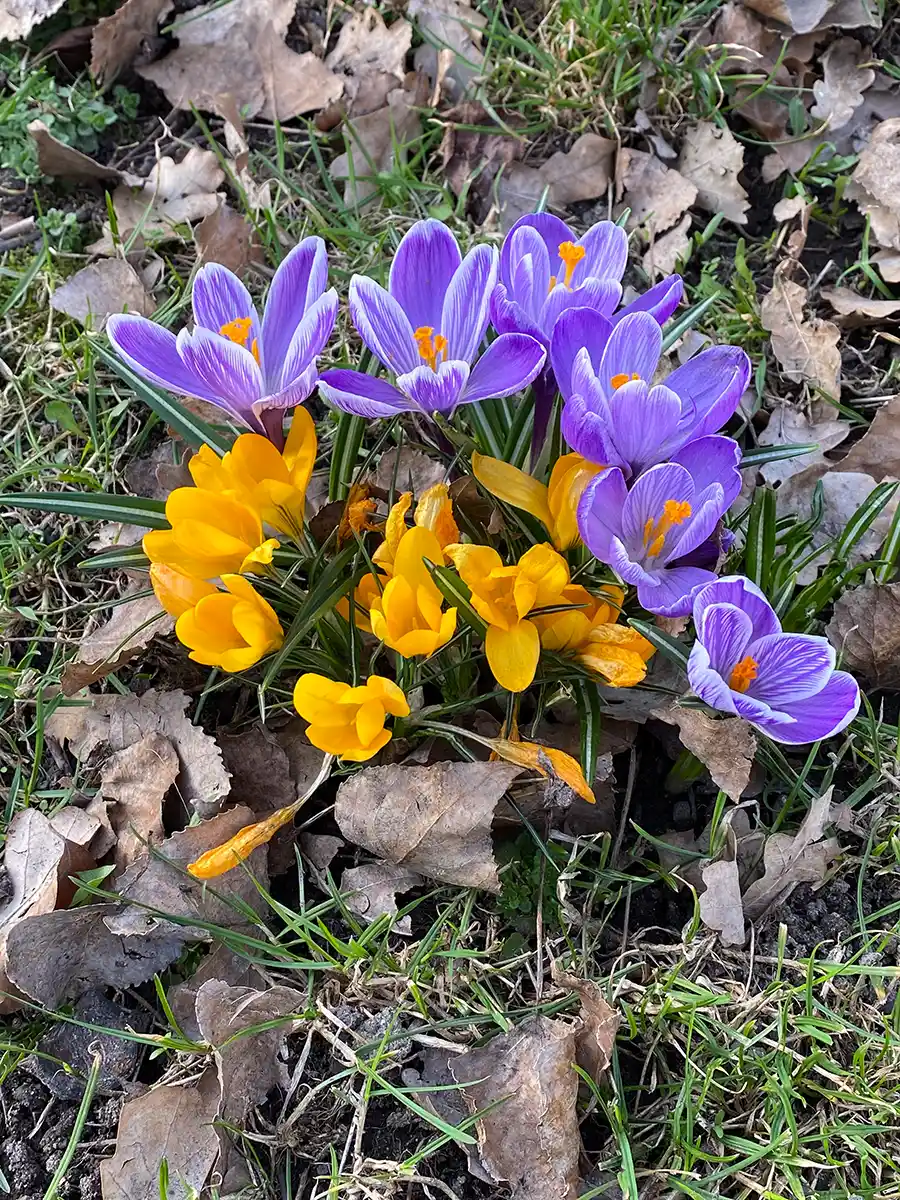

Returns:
107,239,338,447
554,308,751,478
578,452,738,616
317,219,546,419
688,576,860,744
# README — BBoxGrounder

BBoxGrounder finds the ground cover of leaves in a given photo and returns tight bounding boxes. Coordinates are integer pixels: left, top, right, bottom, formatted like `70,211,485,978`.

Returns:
1,0,900,1198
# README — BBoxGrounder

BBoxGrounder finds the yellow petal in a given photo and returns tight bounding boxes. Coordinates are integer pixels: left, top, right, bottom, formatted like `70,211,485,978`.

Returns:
393,526,444,596
177,594,244,656
240,537,279,574
335,727,392,762
167,487,262,549
364,675,410,717
444,542,503,587
536,608,592,652
472,453,553,532
578,644,650,687
188,804,299,878
188,444,230,493
547,453,600,550
415,482,459,550
485,619,540,692
518,542,570,608
356,698,386,747
488,738,595,804
293,674,352,723
282,405,318,494
372,492,412,574
150,564,217,618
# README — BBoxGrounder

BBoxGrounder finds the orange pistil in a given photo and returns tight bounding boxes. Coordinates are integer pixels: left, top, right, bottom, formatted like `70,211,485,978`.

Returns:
558,241,585,288
610,371,641,389
729,655,759,693
220,316,260,365
642,499,692,558
414,326,448,372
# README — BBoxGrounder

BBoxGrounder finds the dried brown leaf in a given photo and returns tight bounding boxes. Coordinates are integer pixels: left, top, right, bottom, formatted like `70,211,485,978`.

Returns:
837,395,900,480
100,148,225,252
0,809,95,936
846,118,900,251
335,761,522,890
678,121,749,223
450,1016,580,1199
330,81,423,206
699,857,745,945
873,249,900,282
51,260,155,331
0,0,67,39
61,587,173,695
742,0,878,33
655,707,757,802
137,0,343,121
194,202,263,275
641,213,692,280
616,148,697,235
99,733,178,874
821,284,900,322
301,833,345,871
168,945,265,1041
100,1069,221,1200
496,163,547,233
373,445,447,494
758,406,849,486
340,862,423,934
325,8,412,115
760,263,841,398
46,688,231,819
742,790,839,919
439,101,523,221
28,120,135,184
540,133,615,206
811,37,875,131
826,582,900,690
554,971,619,1082
409,0,486,100
90,0,171,84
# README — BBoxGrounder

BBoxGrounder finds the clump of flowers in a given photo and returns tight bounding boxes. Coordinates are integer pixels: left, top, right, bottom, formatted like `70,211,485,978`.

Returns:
23,214,865,872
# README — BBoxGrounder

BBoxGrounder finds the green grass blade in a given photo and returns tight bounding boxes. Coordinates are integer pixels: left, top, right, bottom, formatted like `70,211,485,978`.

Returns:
3,491,169,528
628,619,690,669
745,484,776,592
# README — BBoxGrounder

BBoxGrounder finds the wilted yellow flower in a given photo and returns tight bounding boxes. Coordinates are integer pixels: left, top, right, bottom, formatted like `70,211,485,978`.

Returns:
173,574,283,672
488,737,596,804
293,673,409,761
372,483,458,575
143,488,279,579
189,408,317,536
338,482,382,546
369,527,457,657
532,582,654,687
445,542,569,692
472,451,600,550
188,804,299,879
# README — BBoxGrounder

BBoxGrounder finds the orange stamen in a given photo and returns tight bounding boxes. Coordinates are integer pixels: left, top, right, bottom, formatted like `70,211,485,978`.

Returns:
414,326,447,372
642,499,692,558
610,371,641,389
729,655,758,693
558,241,585,289
220,317,260,365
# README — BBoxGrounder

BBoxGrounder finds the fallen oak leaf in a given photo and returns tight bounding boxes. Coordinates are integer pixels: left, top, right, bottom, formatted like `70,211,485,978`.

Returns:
61,586,172,695
98,732,178,875
409,0,486,100
845,118,900,252
811,37,875,131
742,789,839,919
51,260,155,332
678,121,749,224
742,0,879,33
760,261,842,399
615,147,698,236
826,582,900,690
90,0,171,85
325,8,412,116
642,212,692,280
340,862,423,934
653,707,757,802
194,202,264,275
439,101,523,223
758,406,849,486
330,80,424,207
553,970,619,1082
539,133,616,206
168,945,266,1042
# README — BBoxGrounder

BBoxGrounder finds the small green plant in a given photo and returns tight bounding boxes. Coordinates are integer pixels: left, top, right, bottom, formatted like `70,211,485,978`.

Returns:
37,208,84,253
0,52,139,183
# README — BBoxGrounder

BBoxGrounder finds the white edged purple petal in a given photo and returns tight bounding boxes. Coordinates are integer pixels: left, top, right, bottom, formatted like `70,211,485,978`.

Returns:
667,345,751,442
500,213,572,287
692,575,781,643
576,221,629,284
694,602,754,676
278,288,338,391
764,671,860,744
176,325,264,416
540,276,621,339
106,314,220,403
318,369,411,417
637,564,717,616
261,237,329,379
577,467,628,561
664,485,727,563
191,263,260,348
490,283,547,345
671,436,743,507
687,641,740,716
605,381,682,475
261,363,319,413
620,461,693,553
389,219,462,332
744,633,836,706
615,274,683,326
561,389,618,468
349,275,419,374
397,360,471,414
441,243,498,362
460,333,546,405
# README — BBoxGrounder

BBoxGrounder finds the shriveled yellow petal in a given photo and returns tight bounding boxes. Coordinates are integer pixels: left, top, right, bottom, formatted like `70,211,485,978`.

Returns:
150,564,217,618
373,492,412,573
485,619,540,692
415,482,459,551
578,644,649,687
472,453,553,532
338,483,381,547
488,738,596,804
188,804,299,878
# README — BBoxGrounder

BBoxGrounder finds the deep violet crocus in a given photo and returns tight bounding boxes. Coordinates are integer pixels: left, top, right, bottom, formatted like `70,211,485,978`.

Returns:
577,452,738,616
107,239,338,447
553,307,751,478
688,576,860,744
317,219,546,419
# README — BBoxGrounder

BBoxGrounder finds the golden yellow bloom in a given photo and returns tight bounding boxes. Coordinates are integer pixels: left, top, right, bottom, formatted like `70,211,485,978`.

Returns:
532,582,654,687
372,483,458,576
174,574,283,672
143,488,279,579
445,542,569,692
189,408,317,536
338,570,386,633
149,564,217,618
293,673,409,761
368,527,457,658
472,451,600,550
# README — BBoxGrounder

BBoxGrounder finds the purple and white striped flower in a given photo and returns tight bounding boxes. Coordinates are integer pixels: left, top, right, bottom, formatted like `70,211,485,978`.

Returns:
317,219,546,419
688,576,860,744
577,452,738,616
553,308,751,477
107,239,338,447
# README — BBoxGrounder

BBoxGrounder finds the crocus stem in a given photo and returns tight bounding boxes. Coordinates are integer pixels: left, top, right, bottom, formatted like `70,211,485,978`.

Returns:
260,408,287,452
529,367,558,470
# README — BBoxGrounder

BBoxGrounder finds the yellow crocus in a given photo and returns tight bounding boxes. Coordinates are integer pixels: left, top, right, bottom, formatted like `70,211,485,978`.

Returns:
188,408,317,536
149,563,217,617
372,483,458,575
472,451,600,550
532,582,655,687
293,673,410,761
368,527,457,657
143,488,279,579
445,542,569,693
173,574,283,672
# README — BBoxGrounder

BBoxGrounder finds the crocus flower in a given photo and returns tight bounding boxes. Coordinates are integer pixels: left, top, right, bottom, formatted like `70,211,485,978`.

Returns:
188,408,317,537
532,583,655,687
369,527,457,657
577,457,736,617
445,542,569,692
151,566,283,672
107,239,338,446
687,576,860,744
293,673,410,761
472,450,601,550
553,308,751,477
317,219,546,418
143,488,279,579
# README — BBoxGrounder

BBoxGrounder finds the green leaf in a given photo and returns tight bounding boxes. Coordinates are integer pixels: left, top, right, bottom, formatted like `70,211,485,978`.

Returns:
426,561,487,636
93,340,233,455
329,411,366,502
571,676,602,786
628,619,690,669
744,485,776,592
44,399,82,434
740,442,818,468
79,544,150,570
660,293,721,351
3,491,169,528
833,480,899,562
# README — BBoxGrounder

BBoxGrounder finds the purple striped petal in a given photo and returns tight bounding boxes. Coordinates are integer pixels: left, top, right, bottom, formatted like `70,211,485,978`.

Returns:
349,276,419,374
597,311,662,390
577,222,628,284
770,671,859,744
262,363,319,412
561,392,617,467
279,289,338,389
665,485,726,562
501,213,572,287
638,564,716,617
262,238,328,380
191,263,260,346
615,275,684,326
442,243,498,362
506,224,552,314
577,467,627,560
671,436,742,507
490,283,547,345
745,632,836,706
106,314,220,403
551,307,613,400
606,380,682,474
730,690,794,728
694,602,754,676
668,345,751,441
461,334,546,405
177,326,264,418
389,219,461,332
318,369,410,417
693,576,781,644
688,642,740,715
620,462,693,554
540,277,622,337
397,360,470,414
